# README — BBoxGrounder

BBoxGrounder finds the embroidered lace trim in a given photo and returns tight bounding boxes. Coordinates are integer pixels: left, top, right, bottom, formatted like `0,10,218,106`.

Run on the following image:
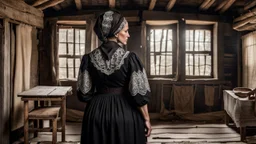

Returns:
77,69,92,94
129,68,151,96
90,48,130,75
102,11,114,36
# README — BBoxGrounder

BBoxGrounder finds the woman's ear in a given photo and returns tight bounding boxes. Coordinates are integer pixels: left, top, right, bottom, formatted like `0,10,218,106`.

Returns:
115,34,119,38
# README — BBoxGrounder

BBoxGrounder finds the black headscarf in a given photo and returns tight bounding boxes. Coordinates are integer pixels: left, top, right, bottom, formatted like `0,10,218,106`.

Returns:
94,10,127,42
94,10,127,60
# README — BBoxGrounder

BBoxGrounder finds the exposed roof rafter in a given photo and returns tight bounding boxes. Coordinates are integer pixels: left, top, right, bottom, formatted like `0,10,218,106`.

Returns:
166,0,176,11
219,0,236,13
234,7,256,22
200,0,211,10
215,0,228,11
204,0,215,10
244,0,256,11
149,0,157,10
74,0,82,10
32,0,49,7
109,0,115,8
36,0,64,10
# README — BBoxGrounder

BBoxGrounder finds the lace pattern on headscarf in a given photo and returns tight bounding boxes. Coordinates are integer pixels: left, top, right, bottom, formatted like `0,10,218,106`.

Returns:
102,11,114,37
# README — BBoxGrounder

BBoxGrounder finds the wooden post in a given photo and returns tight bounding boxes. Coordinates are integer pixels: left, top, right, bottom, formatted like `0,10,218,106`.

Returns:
177,18,186,81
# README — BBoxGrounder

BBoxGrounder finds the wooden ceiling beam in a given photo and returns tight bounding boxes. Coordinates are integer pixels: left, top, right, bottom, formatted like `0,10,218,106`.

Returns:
32,0,49,7
74,0,82,10
234,7,256,22
204,0,215,10
149,0,157,10
0,0,43,28
166,0,176,11
200,0,211,10
244,0,256,11
109,0,115,8
215,0,228,11
233,16,256,30
236,23,256,31
36,0,64,10
219,0,236,13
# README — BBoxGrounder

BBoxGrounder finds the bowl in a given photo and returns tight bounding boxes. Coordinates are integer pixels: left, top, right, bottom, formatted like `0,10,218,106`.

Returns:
233,87,252,98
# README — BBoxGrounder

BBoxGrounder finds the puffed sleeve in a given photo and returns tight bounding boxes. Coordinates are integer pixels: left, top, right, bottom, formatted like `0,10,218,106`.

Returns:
128,52,151,107
77,54,95,102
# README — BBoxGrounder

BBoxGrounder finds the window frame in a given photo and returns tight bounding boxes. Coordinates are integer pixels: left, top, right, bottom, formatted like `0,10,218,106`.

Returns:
185,24,214,79
58,26,86,80
146,24,177,78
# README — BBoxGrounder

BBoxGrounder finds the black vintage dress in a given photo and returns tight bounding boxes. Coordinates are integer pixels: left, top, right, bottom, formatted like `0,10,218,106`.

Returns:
77,41,151,144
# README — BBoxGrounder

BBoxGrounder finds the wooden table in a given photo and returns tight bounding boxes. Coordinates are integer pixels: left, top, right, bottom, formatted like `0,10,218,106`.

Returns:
223,90,256,142
18,86,72,144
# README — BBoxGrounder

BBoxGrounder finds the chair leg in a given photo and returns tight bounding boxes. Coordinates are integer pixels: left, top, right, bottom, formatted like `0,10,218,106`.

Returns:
52,119,57,144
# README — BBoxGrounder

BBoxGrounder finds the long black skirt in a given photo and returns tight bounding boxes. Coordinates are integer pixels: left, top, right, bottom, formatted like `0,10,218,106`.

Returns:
80,93,147,144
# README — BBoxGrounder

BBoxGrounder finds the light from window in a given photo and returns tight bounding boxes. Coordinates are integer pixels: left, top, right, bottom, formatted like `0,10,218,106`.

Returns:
149,28,173,76
185,29,212,77
58,28,86,79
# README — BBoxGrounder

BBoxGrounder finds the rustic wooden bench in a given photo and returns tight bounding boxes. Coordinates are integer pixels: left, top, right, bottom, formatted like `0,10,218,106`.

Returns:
28,107,61,144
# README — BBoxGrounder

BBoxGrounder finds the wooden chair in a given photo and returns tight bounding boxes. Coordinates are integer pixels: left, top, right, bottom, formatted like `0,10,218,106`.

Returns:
28,107,61,144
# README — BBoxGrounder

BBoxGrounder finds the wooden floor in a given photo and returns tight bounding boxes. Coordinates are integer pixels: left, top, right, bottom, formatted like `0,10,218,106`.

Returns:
24,121,256,144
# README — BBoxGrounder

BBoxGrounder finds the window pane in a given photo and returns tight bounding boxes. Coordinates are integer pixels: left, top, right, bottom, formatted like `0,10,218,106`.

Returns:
150,54,155,75
75,29,80,43
80,30,86,43
68,44,74,55
68,68,74,78
75,68,79,78
68,29,74,42
59,29,67,42
75,58,81,68
59,58,66,68
59,68,67,79
68,58,74,68
75,43,80,55
59,43,67,55
205,30,211,42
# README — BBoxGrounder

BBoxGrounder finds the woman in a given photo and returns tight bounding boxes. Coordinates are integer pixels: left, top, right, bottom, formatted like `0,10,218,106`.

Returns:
77,10,151,144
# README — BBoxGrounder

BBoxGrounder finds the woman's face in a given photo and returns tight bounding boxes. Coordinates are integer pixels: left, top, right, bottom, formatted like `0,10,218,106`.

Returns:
117,23,130,45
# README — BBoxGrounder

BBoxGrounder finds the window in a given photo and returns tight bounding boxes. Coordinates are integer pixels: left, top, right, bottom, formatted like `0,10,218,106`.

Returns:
147,25,177,77
58,28,86,79
147,22,215,79
185,25,213,78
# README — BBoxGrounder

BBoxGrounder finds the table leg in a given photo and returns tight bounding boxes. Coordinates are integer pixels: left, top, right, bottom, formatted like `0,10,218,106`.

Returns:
61,97,66,142
240,127,246,142
24,100,29,144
